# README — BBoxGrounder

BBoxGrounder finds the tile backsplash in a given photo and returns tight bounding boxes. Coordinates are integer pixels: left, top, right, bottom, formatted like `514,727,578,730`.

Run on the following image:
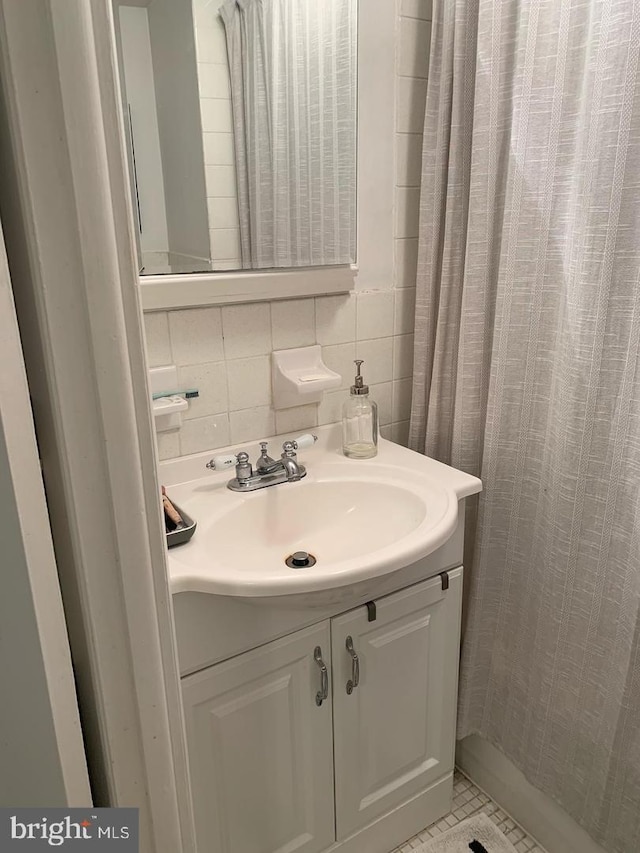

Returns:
145,293,415,459
144,0,429,460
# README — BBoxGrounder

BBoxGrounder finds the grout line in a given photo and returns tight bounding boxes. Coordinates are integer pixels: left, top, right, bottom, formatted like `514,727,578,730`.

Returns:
454,767,550,853
387,770,549,853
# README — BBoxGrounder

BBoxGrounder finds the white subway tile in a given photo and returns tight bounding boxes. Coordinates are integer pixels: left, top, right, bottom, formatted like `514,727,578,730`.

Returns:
397,76,428,133
380,423,393,440
275,404,318,435
205,165,237,197
370,381,393,426
156,430,180,461
401,0,433,20
227,355,271,410
178,362,228,419
198,63,230,99
193,1,220,28
210,228,241,260
396,133,423,187
318,388,349,426
356,291,394,340
208,197,240,230
355,337,394,385
391,421,411,447
395,187,421,239
222,302,272,359
393,334,415,379
321,342,356,390
229,406,275,444
395,238,419,288
180,414,230,455
315,294,356,345
394,287,417,335
201,98,233,133
143,311,172,367
398,18,431,79
392,377,413,422
203,132,235,165
168,307,224,365
271,298,316,350
195,22,227,62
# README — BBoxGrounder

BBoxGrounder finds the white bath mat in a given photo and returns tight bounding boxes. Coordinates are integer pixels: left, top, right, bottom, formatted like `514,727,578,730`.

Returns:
412,813,518,853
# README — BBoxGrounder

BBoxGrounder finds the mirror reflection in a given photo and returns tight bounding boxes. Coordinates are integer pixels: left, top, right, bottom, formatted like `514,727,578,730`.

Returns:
113,0,357,276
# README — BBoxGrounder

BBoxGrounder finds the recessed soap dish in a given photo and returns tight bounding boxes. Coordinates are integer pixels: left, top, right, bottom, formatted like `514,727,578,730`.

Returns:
272,345,341,409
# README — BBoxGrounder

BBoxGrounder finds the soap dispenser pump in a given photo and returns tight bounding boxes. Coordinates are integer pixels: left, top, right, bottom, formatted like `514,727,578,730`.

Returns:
342,359,378,459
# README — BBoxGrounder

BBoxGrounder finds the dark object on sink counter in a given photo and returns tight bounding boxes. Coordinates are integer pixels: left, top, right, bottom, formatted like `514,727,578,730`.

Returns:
162,491,197,547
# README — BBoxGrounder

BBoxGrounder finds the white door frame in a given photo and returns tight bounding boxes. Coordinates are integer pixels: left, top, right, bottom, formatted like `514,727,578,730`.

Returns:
0,216,91,807
0,0,396,848
0,1,195,850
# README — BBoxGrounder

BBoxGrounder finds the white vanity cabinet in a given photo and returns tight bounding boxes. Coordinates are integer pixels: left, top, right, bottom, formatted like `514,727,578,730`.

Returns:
331,573,461,840
181,621,335,853
180,569,463,853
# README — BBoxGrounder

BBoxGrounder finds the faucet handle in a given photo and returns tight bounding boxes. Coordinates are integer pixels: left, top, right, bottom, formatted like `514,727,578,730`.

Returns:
206,453,237,471
206,449,255,476
235,451,253,482
282,440,297,457
281,433,318,455
294,433,318,450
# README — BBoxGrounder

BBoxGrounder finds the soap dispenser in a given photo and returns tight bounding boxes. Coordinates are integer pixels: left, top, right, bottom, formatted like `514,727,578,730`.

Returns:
342,359,378,458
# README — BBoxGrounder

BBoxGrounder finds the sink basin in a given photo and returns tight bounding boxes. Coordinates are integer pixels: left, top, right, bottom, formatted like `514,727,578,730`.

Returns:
205,474,428,569
163,426,482,599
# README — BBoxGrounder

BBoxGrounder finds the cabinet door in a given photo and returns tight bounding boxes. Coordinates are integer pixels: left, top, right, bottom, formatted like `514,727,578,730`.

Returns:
182,622,335,853
332,569,463,840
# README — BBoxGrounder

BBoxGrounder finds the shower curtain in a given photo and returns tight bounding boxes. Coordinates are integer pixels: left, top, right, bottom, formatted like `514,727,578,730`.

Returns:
219,0,356,269
409,1,640,851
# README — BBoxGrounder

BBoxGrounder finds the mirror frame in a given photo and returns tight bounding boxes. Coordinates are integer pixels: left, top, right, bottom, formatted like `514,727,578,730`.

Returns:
134,0,395,310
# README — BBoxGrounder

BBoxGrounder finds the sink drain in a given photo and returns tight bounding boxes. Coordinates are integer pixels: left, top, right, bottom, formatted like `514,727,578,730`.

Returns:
285,551,317,569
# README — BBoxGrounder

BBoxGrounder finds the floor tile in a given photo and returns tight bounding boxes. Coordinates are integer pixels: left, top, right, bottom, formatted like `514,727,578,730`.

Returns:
387,769,548,853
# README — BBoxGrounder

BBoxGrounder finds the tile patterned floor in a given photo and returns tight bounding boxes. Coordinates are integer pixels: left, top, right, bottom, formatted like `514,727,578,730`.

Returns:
390,769,548,853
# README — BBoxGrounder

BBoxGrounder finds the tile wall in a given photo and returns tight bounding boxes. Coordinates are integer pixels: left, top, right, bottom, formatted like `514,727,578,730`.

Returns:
193,2,242,269
144,0,431,460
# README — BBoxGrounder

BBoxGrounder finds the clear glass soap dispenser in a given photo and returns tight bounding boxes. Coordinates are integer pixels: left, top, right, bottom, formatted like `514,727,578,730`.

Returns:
342,359,378,458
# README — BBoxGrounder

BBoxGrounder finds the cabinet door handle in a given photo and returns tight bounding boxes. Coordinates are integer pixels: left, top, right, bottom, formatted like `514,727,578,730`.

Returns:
345,636,359,694
314,646,328,706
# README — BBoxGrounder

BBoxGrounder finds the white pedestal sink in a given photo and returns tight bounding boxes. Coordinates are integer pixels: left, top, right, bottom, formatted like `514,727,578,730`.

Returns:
161,424,481,603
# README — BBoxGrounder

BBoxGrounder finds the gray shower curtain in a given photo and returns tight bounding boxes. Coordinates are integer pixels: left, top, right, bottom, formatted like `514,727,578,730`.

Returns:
409,1,640,851
219,0,356,270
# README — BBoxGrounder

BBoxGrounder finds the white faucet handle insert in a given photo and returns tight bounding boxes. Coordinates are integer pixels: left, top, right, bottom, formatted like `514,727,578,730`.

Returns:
206,453,237,471
293,433,318,450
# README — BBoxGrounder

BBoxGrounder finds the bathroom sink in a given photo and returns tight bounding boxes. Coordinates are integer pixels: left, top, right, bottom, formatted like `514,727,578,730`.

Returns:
163,425,481,599
204,474,428,568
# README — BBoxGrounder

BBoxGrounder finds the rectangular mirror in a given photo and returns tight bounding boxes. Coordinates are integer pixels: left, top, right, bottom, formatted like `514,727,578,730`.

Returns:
112,0,357,277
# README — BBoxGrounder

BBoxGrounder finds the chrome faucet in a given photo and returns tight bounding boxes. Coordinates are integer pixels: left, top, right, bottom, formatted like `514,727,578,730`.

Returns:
280,440,303,480
206,436,317,492
255,441,279,474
